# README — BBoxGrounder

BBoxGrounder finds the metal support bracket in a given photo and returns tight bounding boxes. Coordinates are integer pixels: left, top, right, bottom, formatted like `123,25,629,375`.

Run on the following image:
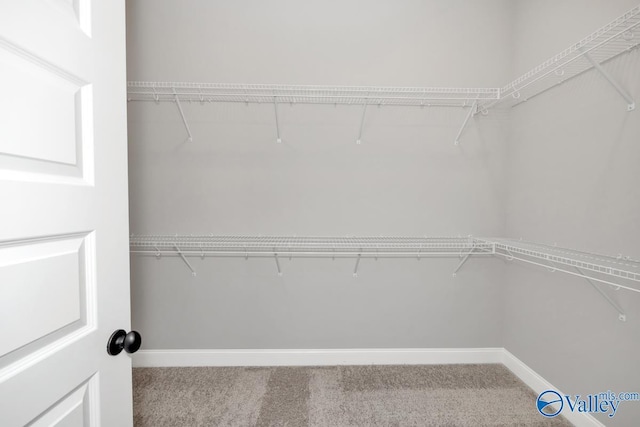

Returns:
544,254,557,273
274,251,282,276
452,247,475,277
353,253,361,277
576,267,626,321
356,99,369,145
273,96,282,143
173,88,193,142
454,101,478,145
504,248,515,261
583,51,635,111
174,245,196,276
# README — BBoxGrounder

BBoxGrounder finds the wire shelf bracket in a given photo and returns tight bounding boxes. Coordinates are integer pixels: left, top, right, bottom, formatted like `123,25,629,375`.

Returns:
454,101,478,146
173,88,193,143
452,246,477,276
583,50,635,111
356,96,369,145
274,251,282,276
273,97,282,143
174,244,197,276
353,253,362,277
576,267,626,322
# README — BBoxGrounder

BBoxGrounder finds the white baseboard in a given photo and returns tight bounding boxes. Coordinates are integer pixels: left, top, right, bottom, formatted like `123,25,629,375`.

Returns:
132,347,503,367
132,347,604,427
501,349,605,427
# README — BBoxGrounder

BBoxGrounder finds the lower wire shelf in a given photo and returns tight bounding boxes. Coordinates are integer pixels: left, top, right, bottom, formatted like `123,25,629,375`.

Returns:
129,234,639,286
130,234,640,320
475,238,640,291
129,235,492,258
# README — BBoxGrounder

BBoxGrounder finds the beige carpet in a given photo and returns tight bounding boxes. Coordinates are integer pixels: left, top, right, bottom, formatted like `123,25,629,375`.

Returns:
133,364,573,426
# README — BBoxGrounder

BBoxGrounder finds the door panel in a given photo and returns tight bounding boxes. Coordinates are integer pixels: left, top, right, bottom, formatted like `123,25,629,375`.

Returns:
0,21,93,184
0,1,131,426
29,376,99,427
0,234,93,360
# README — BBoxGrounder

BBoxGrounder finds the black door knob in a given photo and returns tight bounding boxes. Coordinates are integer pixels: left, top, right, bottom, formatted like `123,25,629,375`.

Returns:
107,329,142,356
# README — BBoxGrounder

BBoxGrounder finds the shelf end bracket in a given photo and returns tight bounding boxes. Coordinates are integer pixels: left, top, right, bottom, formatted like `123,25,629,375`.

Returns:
575,267,626,321
583,51,635,111
453,247,475,277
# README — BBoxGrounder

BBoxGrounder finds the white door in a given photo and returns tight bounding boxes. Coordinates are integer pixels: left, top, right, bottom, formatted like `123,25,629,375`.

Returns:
0,1,132,426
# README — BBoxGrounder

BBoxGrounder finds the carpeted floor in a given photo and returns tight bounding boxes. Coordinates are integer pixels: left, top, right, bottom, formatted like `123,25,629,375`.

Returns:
133,364,573,426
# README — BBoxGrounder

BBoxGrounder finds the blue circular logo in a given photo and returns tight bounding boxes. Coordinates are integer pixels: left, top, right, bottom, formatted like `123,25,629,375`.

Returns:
537,390,563,417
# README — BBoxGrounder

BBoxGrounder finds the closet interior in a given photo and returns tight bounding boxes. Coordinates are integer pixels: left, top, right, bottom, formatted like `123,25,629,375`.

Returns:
126,1,640,425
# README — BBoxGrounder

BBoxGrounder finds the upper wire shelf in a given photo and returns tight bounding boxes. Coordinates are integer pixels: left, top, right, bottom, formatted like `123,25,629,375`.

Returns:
127,83,498,144
127,6,640,113
126,5,640,145
480,5,640,110
127,82,500,108
130,235,494,280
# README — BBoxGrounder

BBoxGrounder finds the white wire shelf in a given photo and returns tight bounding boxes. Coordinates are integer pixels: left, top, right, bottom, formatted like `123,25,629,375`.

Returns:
126,4,640,145
130,234,639,320
129,234,640,289
480,5,640,110
127,82,499,107
127,83,498,144
476,238,640,292
126,6,640,113
130,235,494,279
129,235,492,257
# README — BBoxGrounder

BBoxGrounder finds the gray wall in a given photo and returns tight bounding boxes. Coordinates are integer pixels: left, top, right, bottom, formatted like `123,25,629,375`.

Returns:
504,1,640,426
126,0,513,349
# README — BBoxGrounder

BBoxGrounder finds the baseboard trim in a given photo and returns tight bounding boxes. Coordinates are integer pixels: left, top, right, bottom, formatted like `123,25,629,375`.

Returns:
501,349,605,427
132,347,503,368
